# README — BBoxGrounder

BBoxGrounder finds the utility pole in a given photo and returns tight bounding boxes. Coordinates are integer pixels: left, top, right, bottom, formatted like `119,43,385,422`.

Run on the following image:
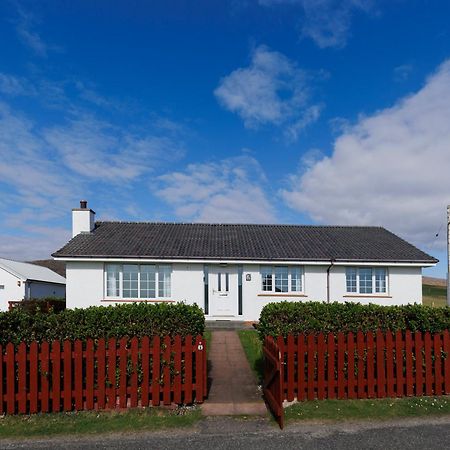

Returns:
448,205,450,306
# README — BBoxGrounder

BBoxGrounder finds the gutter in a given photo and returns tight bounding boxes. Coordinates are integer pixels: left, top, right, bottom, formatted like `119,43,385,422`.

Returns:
326,259,335,303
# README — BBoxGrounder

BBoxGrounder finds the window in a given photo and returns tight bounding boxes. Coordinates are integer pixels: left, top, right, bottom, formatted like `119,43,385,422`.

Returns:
359,268,372,294
375,268,387,293
0,285,4,289
106,265,120,297
105,264,171,299
345,267,387,294
345,268,357,293
274,267,289,292
261,266,304,293
261,266,273,291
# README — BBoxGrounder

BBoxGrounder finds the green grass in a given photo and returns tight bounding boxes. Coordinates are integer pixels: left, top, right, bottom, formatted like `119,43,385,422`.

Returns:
203,330,211,357
423,283,447,308
0,407,202,439
238,330,263,383
285,396,450,422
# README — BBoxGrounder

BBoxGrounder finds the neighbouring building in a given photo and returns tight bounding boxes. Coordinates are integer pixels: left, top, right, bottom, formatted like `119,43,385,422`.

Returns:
0,258,66,311
52,201,438,321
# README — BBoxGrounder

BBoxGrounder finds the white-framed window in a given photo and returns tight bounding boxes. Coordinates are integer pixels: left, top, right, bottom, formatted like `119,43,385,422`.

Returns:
261,266,304,293
345,267,388,294
105,264,172,299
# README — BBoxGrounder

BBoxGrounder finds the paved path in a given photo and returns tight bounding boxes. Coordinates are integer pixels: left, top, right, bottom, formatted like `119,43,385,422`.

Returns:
3,416,450,449
202,330,267,416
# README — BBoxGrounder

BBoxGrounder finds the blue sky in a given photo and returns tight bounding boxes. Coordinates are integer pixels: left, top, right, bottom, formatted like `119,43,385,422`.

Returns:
1,1,450,277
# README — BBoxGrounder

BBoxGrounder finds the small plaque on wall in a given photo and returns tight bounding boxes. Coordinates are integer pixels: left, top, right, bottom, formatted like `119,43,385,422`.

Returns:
246,274,251,281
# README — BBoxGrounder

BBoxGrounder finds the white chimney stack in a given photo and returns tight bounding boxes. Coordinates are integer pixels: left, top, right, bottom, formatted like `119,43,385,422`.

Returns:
72,200,96,237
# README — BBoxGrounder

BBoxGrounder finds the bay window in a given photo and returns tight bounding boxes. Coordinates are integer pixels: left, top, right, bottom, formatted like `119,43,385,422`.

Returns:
261,266,304,293
105,264,171,299
345,267,387,294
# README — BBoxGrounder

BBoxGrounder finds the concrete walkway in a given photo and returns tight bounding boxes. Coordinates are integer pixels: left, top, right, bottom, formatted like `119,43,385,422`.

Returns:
202,330,267,416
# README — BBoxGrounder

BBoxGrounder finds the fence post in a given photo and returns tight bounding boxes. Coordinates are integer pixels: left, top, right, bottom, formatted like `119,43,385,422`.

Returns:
107,338,117,409
152,336,161,406
317,333,326,400
395,330,404,397
40,342,50,412
141,336,150,407
29,342,38,414
424,332,433,396
376,330,386,398
118,337,128,409
0,345,3,415
297,334,306,400
51,340,61,412
195,335,204,403
414,331,424,396
163,336,172,405
385,331,394,397
18,342,27,414
287,334,295,402
63,340,72,412
356,331,365,399
405,330,414,396
307,334,315,400
443,330,450,394
347,332,356,399
327,333,335,399
434,333,443,396
130,337,139,408
97,338,106,409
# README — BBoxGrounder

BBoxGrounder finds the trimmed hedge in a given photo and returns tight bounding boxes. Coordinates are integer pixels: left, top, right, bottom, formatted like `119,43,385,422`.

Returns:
258,301,450,339
0,302,205,346
9,298,66,314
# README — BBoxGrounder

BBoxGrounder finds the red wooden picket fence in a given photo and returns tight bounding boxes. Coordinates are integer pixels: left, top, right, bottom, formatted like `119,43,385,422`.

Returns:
0,335,207,415
265,329,450,405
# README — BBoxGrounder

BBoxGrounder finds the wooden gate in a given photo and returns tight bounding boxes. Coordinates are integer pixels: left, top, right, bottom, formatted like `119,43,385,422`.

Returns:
263,336,284,429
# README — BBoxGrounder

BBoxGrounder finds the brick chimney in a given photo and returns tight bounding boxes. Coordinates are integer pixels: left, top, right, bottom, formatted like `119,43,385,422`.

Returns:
72,200,96,237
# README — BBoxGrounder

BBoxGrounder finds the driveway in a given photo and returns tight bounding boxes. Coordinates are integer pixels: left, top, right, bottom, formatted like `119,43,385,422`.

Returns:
2,416,450,450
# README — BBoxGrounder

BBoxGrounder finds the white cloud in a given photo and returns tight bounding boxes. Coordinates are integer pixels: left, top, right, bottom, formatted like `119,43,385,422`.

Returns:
15,5,49,57
281,59,450,249
43,116,184,183
214,45,321,138
0,73,36,96
259,0,373,48
394,64,413,82
155,154,277,223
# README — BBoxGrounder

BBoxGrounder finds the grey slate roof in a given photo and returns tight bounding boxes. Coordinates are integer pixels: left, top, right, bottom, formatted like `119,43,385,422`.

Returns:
52,222,438,264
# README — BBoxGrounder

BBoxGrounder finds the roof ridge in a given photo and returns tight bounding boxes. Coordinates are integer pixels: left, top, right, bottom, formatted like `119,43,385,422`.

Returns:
95,221,386,228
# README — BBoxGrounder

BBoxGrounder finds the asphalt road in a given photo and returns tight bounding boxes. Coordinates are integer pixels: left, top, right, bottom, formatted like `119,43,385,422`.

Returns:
2,416,450,450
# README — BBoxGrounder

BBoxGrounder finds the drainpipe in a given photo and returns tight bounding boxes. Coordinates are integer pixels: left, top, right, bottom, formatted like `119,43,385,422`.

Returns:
326,259,335,303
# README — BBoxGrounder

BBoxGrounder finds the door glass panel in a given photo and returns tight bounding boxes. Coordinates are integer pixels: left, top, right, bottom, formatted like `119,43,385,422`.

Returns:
218,273,222,291
225,273,229,292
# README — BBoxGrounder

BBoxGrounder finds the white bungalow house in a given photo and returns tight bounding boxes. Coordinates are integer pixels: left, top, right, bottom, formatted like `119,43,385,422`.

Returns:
52,201,438,321
0,258,66,311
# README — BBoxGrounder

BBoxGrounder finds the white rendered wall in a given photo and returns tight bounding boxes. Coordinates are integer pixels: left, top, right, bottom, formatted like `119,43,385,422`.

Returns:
0,269,25,311
72,209,95,237
329,265,422,306
64,261,424,320
28,282,66,299
66,261,104,308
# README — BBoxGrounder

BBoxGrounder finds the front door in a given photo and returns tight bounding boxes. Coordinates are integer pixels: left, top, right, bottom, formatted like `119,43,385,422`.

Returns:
209,266,237,317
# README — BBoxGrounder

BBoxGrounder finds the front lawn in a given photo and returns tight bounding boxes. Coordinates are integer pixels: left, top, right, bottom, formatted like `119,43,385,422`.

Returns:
0,407,202,439
285,396,450,422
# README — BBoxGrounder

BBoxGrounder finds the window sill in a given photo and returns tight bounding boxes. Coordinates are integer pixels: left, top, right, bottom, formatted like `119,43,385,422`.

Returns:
257,293,308,297
101,298,175,303
343,294,392,299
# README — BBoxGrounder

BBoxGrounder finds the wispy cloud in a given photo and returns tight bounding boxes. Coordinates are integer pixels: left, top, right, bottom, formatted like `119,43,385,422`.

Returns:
14,3,49,57
0,73,36,96
281,59,450,249
44,116,184,183
394,64,413,82
214,45,322,139
155,154,277,223
259,0,374,48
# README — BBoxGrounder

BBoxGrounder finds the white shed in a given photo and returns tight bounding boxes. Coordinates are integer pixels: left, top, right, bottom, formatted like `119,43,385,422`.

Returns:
0,258,66,311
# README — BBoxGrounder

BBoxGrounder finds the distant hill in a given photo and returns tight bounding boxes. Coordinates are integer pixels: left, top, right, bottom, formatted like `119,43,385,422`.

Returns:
29,260,66,278
423,276,446,287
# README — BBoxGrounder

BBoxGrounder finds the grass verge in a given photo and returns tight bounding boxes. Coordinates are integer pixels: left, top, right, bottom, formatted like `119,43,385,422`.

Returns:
0,407,202,439
422,284,446,308
285,396,450,422
238,330,263,383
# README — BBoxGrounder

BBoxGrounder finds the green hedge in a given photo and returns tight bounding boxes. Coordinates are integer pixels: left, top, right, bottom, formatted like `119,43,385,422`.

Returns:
0,302,205,346
258,301,450,339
